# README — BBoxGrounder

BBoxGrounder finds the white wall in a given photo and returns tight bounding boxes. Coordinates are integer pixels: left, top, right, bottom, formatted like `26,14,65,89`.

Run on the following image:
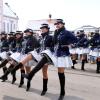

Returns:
0,1,19,33
0,0,3,33
2,16,18,33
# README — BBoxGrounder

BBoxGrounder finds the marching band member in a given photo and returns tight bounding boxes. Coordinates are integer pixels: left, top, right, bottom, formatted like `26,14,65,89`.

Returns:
88,32,96,64
89,32,100,73
52,19,77,100
69,32,78,69
76,30,89,70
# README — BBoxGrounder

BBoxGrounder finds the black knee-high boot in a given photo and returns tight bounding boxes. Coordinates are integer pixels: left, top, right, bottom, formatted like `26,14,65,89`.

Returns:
41,78,48,96
23,56,48,91
2,67,8,81
11,70,16,84
81,60,85,70
96,60,100,73
10,63,23,84
71,60,77,69
0,64,14,82
3,66,8,74
0,59,8,68
19,70,25,87
58,73,65,100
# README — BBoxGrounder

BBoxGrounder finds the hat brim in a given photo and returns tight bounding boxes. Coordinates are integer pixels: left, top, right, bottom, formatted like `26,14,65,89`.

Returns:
8,34,13,35
54,22,65,25
40,26,50,29
15,33,22,35
1,33,7,35
24,31,33,34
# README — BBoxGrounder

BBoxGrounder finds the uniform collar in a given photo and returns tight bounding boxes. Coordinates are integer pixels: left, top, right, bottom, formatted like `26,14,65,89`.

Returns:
41,32,49,38
58,27,65,33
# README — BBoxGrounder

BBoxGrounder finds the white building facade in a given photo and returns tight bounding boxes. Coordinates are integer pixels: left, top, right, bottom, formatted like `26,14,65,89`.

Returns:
74,25,99,35
2,2,18,33
0,0,18,34
0,0,3,33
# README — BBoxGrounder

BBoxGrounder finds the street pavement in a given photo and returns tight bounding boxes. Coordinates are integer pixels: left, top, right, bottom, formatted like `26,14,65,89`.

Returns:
0,63,100,100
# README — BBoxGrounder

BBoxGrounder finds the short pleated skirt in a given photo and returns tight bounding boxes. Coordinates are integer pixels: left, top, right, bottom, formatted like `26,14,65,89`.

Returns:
10,52,23,62
0,51,9,59
69,48,77,54
41,49,73,68
76,48,90,54
29,50,42,62
10,52,35,66
89,49,100,57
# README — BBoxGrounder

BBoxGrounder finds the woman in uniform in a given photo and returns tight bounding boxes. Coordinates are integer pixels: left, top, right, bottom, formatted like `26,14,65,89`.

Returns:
89,32,100,73
76,31,89,70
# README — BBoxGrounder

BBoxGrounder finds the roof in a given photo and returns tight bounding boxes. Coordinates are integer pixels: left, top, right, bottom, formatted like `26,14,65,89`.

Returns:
75,25,98,30
3,3,18,19
26,19,57,31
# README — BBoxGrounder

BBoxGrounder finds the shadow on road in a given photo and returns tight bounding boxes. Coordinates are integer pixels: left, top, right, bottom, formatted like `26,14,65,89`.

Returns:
5,80,27,89
3,95,25,100
64,96,84,100
2,81,84,100
28,88,84,100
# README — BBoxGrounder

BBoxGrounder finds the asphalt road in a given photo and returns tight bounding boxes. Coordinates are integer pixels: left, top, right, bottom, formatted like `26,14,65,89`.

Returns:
0,63,100,100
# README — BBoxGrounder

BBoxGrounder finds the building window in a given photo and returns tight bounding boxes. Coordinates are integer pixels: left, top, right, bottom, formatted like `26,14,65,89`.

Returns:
10,21,13,32
10,23,12,32
3,22,5,32
7,23,9,33
13,24,15,30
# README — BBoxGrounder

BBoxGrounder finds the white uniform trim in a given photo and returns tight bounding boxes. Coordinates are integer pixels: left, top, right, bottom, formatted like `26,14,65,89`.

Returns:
89,48,100,57
69,48,77,54
76,48,90,54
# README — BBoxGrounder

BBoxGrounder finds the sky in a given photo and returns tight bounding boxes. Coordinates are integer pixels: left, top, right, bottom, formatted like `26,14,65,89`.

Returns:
4,0,100,30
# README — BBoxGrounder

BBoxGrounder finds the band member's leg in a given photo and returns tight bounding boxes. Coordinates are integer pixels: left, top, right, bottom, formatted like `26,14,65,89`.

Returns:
71,54,77,69
41,64,48,96
0,64,14,82
58,68,65,100
3,66,8,74
0,59,8,68
11,69,17,84
81,54,87,70
2,66,8,81
19,66,31,88
25,66,31,74
19,67,25,87
96,58,100,73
